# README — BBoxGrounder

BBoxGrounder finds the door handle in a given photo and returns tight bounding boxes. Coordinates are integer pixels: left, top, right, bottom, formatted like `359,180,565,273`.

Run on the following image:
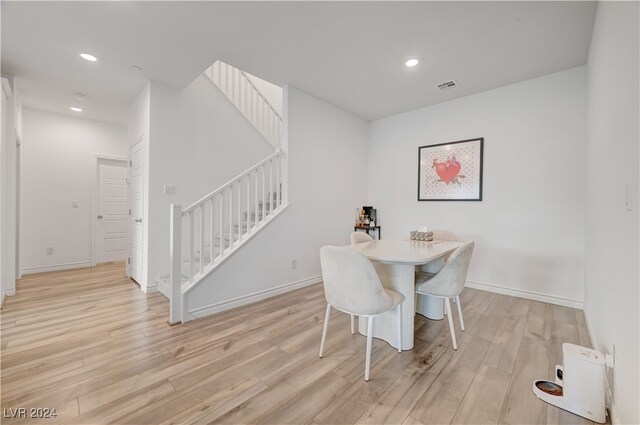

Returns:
97,215,103,220
134,218,142,223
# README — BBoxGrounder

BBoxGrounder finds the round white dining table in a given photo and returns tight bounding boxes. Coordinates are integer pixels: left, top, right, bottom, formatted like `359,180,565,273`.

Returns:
347,239,463,351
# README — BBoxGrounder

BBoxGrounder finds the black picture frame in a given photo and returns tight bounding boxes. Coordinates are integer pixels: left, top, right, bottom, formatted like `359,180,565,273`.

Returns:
417,137,484,201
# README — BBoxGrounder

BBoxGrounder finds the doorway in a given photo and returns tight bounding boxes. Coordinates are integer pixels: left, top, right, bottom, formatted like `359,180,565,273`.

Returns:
128,138,144,284
94,157,128,265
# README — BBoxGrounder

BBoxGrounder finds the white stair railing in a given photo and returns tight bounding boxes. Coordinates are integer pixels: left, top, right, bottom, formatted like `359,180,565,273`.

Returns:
203,61,282,149
169,149,286,324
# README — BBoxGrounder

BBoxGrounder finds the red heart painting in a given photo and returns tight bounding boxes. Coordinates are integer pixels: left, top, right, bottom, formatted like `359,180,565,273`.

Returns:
432,156,462,185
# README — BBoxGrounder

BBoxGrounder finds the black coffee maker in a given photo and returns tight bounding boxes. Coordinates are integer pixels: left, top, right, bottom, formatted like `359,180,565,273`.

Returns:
363,206,377,224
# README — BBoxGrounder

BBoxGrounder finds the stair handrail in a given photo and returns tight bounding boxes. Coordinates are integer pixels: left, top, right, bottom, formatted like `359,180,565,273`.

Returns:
238,70,282,122
182,148,282,215
203,61,282,149
170,146,287,324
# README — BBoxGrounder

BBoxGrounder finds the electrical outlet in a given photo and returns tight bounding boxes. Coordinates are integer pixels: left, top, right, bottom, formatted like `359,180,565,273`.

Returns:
163,185,176,195
290,259,297,269
46,247,54,255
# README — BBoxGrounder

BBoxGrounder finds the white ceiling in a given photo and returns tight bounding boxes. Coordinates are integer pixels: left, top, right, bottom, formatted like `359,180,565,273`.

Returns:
1,1,597,124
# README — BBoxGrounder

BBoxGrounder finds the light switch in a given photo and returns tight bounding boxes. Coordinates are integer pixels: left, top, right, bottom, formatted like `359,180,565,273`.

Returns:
163,185,176,195
72,200,79,208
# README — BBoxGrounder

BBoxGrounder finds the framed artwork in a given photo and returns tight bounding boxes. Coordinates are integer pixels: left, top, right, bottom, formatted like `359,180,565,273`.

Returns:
418,137,484,201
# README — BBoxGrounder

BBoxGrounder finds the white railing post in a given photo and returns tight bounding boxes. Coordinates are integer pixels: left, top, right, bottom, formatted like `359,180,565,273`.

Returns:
218,192,224,257
254,170,258,228
261,164,266,221
282,86,289,205
229,186,234,247
188,211,194,284
169,204,183,325
237,179,242,240
199,205,205,273
269,158,273,212
209,197,215,265
246,175,251,235
277,152,282,208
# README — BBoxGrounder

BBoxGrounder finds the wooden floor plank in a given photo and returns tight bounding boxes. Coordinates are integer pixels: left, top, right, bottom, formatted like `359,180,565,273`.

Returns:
409,332,492,425
354,367,437,425
451,364,512,424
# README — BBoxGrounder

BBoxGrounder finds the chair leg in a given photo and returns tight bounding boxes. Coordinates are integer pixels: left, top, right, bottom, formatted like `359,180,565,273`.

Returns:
319,304,331,358
443,298,447,316
350,314,355,335
365,316,374,381
455,295,465,331
445,298,457,350
396,304,402,353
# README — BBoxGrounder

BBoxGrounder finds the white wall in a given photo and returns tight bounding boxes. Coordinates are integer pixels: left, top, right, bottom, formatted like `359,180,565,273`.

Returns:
20,108,127,274
585,2,639,424
1,76,21,302
367,67,587,307
141,76,275,288
186,86,368,315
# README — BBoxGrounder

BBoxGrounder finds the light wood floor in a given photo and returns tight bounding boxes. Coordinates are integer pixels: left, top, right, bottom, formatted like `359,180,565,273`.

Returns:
1,263,597,425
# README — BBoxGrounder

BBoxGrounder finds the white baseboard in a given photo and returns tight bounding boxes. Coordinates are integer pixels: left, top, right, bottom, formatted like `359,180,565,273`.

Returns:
140,282,158,294
22,261,93,275
155,277,169,299
189,275,322,319
465,279,584,310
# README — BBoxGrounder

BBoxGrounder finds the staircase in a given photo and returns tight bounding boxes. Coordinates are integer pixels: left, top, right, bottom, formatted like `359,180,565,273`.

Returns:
159,61,287,324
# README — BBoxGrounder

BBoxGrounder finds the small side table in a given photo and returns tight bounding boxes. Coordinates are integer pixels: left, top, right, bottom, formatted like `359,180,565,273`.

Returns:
354,225,381,239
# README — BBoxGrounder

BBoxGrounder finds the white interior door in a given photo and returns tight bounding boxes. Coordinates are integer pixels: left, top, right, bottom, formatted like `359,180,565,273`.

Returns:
96,158,128,263
129,140,144,284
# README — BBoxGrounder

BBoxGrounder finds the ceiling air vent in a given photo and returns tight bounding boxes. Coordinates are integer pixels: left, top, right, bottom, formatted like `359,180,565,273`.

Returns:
436,80,458,91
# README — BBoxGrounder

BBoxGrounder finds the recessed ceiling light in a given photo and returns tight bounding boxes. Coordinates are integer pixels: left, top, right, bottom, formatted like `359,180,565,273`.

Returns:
70,107,83,112
80,53,98,62
405,58,419,67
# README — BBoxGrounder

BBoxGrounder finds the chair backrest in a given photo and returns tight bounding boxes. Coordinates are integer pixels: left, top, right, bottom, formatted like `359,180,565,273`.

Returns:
418,242,474,297
350,231,373,244
432,229,457,241
319,246,394,315
431,229,457,262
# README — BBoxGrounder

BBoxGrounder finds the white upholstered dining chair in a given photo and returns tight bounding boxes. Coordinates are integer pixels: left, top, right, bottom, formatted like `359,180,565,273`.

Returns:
350,231,373,244
319,246,404,381
417,229,459,315
415,242,474,350
348,231,374,333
